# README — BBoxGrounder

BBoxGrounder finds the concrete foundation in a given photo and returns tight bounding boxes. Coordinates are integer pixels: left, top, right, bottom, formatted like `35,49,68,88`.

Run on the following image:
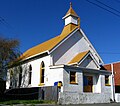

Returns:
58,92,111,104
115,93,120,102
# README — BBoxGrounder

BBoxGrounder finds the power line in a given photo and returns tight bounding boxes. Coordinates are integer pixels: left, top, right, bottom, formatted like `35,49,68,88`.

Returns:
0,16,13,29
95,0,120,14
0,16,19,37
86,0,120,18
0,17,6,25
99,52,120,55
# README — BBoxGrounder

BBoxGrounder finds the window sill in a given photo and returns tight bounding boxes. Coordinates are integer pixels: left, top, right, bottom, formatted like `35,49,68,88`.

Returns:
38,83,45,86
70,82,78,85
105,84,111,86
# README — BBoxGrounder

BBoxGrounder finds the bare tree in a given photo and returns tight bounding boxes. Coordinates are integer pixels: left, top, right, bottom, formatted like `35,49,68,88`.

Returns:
0,37,20,81
0,37,31,89
8,63,30,89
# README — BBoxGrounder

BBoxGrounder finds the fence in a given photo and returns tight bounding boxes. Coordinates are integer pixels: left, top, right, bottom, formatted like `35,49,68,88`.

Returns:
0,80,6,101
4,86,59,102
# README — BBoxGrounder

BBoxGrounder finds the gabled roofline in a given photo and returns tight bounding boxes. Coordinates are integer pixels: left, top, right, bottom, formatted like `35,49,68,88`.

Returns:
80,28,104,64
68,51,100,68
20,26,79,62
78,51,90,65
49,28,79,54
68,51,89,65
78,51,100,68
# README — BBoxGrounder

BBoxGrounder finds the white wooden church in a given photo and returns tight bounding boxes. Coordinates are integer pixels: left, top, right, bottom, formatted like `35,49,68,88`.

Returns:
6,3,113,104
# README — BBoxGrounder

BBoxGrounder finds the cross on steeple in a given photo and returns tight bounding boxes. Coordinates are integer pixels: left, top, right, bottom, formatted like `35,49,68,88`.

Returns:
70,2,72,8
62,2,80,26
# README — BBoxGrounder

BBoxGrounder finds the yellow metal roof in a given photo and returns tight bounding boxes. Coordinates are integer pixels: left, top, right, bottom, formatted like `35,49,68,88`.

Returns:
68,51,89,64
20,23,79,60
64,2,79,18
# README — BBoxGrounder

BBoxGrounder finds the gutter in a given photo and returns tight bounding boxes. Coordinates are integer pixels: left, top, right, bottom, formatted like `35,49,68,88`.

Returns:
49,65,111,75
20,50,49,62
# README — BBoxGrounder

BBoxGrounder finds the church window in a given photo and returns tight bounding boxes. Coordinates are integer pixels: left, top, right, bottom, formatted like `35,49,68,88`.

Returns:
70,71,76,84
9,70,13,88
18,66,22,87
40,61,45,85
28,65,32,85
105,75,110,86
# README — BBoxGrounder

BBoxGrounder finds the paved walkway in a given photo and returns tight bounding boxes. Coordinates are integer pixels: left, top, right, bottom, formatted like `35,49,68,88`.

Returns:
39,103,120,106
1,103,120,106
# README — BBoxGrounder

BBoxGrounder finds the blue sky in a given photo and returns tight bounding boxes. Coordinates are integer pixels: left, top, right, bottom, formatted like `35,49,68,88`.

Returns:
0,0,120,64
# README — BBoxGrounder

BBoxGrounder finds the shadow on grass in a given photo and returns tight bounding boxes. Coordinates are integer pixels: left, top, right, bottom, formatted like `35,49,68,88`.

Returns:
0,100,56,105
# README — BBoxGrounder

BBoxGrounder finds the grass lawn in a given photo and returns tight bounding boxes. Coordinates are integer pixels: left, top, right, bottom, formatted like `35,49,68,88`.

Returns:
0,100,56,105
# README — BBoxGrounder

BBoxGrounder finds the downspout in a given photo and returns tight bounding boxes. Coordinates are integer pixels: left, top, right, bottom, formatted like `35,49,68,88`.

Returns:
50,55,54,66
111,63,115,102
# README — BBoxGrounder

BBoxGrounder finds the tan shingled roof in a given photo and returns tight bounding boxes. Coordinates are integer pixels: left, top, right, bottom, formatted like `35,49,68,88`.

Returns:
68,51,89,64
20,24,79,60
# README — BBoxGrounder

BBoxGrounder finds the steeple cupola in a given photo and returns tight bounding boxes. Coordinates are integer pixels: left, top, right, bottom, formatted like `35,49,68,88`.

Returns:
62,2,80,26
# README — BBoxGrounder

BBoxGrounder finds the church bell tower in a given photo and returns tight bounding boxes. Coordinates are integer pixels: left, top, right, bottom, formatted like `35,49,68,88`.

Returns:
62,2,80,27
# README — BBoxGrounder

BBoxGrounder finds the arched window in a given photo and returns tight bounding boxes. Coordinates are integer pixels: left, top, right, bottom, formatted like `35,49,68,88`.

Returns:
9,70,13,88
28,65,32,85
18,66,22,87
40,61,45,85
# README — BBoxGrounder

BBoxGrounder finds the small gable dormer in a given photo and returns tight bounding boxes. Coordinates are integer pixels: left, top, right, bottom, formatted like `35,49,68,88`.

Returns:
62,2,80,26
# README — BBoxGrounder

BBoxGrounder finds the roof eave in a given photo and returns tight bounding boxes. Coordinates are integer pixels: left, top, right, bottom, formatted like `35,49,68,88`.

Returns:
64,65,111,75
21,50,50,62
68,62,78,66
62,13,79,19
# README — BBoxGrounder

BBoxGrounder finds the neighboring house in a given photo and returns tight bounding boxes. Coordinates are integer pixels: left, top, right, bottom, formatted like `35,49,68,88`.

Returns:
104,62,120,102
6,3,112,104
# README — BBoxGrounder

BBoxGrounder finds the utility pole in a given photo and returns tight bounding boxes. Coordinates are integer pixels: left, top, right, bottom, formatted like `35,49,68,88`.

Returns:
111,63,115,102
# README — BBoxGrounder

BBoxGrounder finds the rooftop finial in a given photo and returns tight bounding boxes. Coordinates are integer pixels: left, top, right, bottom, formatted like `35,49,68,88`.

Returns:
70,2,72,8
